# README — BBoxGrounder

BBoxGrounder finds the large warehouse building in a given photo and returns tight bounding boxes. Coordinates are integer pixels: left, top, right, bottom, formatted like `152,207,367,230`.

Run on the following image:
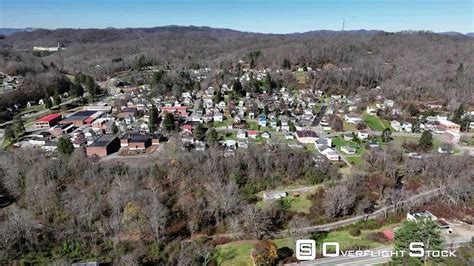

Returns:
59,111,103,126
86,135,121,157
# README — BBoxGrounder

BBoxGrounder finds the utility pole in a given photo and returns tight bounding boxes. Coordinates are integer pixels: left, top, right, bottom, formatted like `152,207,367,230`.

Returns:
342,18,345,31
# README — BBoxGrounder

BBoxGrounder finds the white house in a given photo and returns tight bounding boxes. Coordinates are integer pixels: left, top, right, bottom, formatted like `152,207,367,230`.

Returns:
263,191,287,201
357,131,369,140
402,122,412,132
213,111,223,122
320,146,340,161
384,99,395,108
236,129,247,139
261,131,271,139
344,114,364,124
366,106,377,115
341,146,356,155
391,120,402,131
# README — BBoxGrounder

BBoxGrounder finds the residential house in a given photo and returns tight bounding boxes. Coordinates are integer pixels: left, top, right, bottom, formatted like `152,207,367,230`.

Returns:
248,130,260,139
258,114,267,127
237,129,247,139
344,114,364,124
341,146,356,155
318,145,340,161
262,191,287,201
357,131,369,140
296,129,318,144
391,120,402,131
261,131,271,139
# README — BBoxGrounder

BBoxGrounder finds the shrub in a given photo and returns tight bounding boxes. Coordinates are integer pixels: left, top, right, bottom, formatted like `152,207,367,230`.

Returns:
349,228,361,237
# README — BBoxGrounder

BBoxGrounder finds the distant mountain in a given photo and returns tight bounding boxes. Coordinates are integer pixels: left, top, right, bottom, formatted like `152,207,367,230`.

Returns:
296,29,384,37
466,32,474,38
0,28,38,36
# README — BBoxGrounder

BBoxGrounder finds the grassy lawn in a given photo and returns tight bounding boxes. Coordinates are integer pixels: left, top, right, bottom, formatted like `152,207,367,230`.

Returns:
363,113,391,131
2,138,12,149
246,120,258,130
213,119,233,128
214,240,256,266
345,156,363,165
391,135,443,153
256,192,313,214
222,132,237,140
343,122,357,131
332,137,365,155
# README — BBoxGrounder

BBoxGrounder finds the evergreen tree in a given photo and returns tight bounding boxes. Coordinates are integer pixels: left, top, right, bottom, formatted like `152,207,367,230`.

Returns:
12,119,25,138
418,131,433,151
282,58,291,69
72,81,84,97
4,126,14,141
54,93,61,106
288,121,296,132
213,90,223,103
57,137,74,155
149,105,159,132
162,112,175,132
206,128,219,145
382,128,392,142
45,97,53,109
86,76,97,99
112,123,119,134
194,123,206,141
452,104,464,124
232,80,244,97
393,219,443,265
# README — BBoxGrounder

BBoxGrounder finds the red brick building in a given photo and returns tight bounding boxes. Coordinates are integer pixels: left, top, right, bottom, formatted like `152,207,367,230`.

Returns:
86,135,121,157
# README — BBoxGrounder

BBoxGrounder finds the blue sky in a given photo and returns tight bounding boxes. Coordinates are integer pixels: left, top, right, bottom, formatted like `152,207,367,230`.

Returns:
0,0,473,33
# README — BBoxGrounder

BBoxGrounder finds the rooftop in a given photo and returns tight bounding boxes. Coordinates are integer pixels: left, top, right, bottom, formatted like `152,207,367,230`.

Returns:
37,113,61,122
89,135,118,147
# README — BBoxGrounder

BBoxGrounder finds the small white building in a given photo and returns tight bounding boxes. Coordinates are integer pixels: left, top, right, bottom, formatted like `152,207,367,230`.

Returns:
341,146,356,155
263,191,287,201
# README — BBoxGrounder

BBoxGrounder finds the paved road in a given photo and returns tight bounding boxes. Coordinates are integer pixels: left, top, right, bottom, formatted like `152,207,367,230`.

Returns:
276,187,443,237
212,187,444,240
0,97,80,128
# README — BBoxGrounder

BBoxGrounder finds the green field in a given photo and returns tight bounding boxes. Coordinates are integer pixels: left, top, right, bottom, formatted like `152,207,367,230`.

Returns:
214,240,256,266
363,113,391,131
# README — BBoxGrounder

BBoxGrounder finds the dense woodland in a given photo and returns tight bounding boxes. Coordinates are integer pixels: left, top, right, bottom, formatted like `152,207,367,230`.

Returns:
0,140,472,263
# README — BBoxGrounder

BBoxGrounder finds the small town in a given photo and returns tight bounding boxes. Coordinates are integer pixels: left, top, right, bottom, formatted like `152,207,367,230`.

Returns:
0,1,473,265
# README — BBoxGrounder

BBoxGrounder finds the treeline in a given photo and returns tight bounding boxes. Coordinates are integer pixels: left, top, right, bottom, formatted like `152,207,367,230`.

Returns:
0,50,71,119
0,143,336,263
0,139,472,263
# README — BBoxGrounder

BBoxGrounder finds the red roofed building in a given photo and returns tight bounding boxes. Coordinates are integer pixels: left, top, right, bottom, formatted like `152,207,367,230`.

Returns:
162,106,189,117
35,113,62,129
248,130,260,139
182,124,192,134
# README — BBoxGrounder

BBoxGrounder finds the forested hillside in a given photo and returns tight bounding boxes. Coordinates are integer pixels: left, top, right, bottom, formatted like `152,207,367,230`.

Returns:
1,26,472,104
